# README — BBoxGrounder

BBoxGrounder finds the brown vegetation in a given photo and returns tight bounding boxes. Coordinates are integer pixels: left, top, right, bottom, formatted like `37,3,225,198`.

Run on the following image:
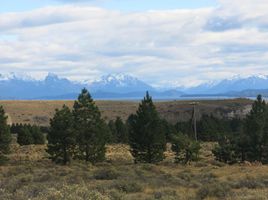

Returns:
0,98,252,126
1,140,268,200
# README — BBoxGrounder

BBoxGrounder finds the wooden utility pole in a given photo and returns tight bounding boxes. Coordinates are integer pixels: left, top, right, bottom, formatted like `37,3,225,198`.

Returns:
190,102,199,141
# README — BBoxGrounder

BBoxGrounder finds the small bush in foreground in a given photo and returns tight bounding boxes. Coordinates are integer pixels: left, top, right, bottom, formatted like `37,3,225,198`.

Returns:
94,168,119,180
196,182,231,199
115,181,143,193
171,133,201,164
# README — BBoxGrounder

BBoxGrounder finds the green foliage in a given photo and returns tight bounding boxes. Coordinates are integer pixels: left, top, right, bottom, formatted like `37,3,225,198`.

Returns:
10,123,24,134
175,114,243,143
175,121,192,138
196,181,231,199
12,123,45,145
73,88,107,164
241,94,268,163
171,132,201,164
0,106,11,163
213,95,268,164
128,91,166,163
161,119,176,142
31,125,45,145
108,117,128,144
198,115,224,141
212,136,238,164
47,105,76,164
17,126,34,145
94,168,119,180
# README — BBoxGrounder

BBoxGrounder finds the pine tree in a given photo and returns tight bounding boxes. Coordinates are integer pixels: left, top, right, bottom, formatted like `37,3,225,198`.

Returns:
212,135,237,164
17,125,34,145
108,120,117,143
171,132,201,164
31,125,45,145
0,106,12,163
47,105,75,164
73,88,106,164
114,117,128,143
214,95,268,164
242,95,268,162
128,92,166,163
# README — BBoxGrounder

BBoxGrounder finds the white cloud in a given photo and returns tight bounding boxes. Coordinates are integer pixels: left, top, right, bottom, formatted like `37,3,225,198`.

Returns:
0,1,268,87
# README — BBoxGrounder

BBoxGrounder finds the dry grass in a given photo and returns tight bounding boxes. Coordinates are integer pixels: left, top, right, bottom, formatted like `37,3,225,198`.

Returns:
1,98,252,126
1,141,268,200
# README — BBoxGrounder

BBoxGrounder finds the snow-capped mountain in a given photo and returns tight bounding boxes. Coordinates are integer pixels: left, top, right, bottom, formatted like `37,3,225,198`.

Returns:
1,72,268,99
89,73,154,93
185,75,268,95
0,73,157,99
0,73,84,99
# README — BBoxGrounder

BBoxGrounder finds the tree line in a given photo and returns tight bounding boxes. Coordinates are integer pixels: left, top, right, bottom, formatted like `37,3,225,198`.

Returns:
0,89,267,165
213,95,268,164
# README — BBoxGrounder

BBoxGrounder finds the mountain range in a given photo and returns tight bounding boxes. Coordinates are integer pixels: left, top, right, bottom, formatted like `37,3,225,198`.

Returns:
0,73,268,100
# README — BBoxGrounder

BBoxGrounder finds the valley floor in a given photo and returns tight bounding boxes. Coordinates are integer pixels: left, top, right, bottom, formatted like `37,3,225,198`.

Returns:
1,143,268,200
0,98,253,126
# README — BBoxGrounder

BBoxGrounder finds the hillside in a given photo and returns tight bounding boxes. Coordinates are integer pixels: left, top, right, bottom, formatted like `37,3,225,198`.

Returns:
0,98,253,126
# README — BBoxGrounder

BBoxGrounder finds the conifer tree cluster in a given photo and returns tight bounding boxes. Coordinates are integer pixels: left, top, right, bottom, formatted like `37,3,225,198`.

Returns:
213,95,268,164
0,106,12,163
16,124,45,145
47,88,108,164
47,90,201,165
108,117,129,144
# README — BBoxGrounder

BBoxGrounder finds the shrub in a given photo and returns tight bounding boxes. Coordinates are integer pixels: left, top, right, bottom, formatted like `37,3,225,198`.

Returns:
232,176,268,189
115,181,143,193
196,182,231,199
212,136,238,164
94,168,119,180
17,126,34,145
154,189,178,200
171,133,201,164
108,189,125,200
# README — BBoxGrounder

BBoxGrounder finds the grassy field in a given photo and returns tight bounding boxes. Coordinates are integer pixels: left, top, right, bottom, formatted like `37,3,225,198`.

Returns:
1,141,268,200
0,98,253,126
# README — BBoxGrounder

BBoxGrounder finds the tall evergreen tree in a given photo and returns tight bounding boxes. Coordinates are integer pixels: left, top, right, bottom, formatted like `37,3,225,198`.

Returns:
213,95,268,164
17,125,33,145
242,95,268,162
31,125,45,145
108,120,117,143
114,117,128,143
0,106,12,163
47,105,75,164
128,92,166,163
73,88,107,164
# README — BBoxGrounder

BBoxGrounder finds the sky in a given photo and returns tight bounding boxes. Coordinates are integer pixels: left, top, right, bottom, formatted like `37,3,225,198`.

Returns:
0,0,268,87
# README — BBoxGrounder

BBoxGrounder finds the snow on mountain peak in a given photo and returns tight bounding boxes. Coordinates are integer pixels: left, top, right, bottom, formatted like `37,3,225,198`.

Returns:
0,72,35,81
96,73,140,86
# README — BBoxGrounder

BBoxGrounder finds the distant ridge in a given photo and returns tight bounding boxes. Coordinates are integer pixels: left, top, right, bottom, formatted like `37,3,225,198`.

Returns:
1,72,268,99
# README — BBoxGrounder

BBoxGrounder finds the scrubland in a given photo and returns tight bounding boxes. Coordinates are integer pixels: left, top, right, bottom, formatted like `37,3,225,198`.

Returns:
1,141,268,200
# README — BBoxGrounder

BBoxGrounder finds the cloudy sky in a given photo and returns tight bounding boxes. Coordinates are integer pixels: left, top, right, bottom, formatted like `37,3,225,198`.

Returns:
0,0,268,87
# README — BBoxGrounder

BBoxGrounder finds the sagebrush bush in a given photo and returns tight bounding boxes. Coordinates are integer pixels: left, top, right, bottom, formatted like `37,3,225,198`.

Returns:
115,181,143,193
196,182,231,199
94,168,119,180
154,189,179,200
36,184,109,200
231,176,268,189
